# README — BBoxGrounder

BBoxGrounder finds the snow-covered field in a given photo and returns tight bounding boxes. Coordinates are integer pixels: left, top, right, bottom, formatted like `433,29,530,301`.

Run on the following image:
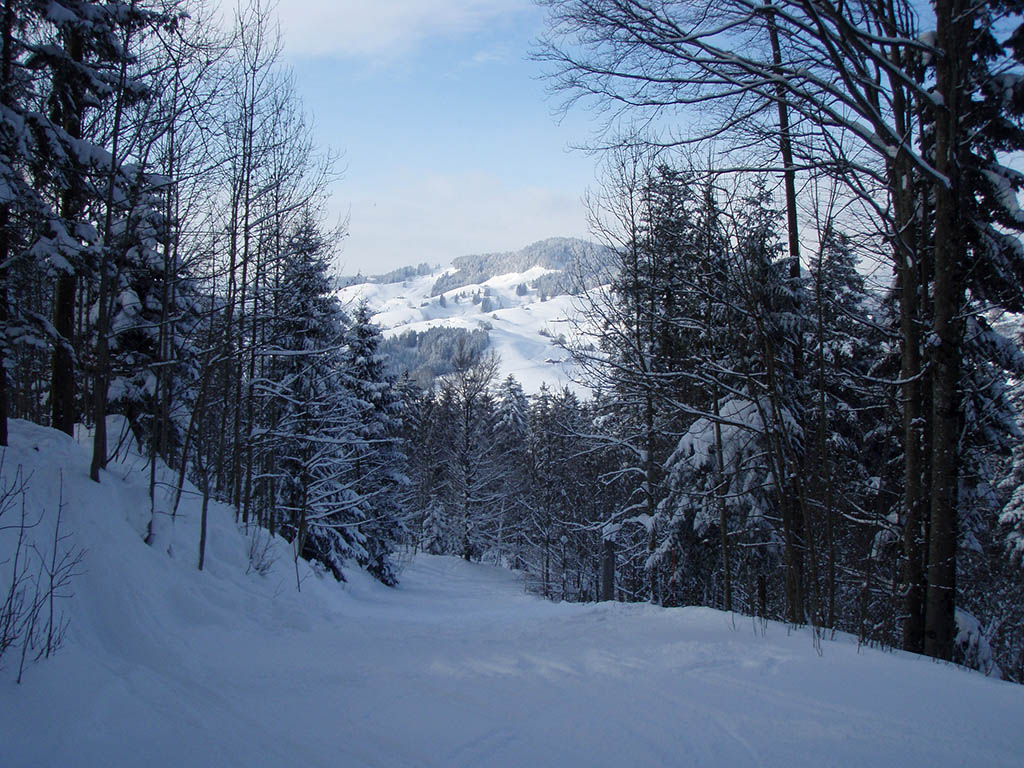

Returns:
2,420,1023,767
338,264,585,393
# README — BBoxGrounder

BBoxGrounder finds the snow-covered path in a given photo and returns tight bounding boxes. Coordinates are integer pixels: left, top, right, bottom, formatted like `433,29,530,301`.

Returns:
2,421,1023,767
9,555,1024,768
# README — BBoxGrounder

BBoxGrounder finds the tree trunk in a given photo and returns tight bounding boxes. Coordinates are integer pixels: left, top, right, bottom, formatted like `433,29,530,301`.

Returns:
89,0,136,483
0,0,16,447
600,535,616,601
645,390,658,604
924,0,966,661
713,387,731,612
51,30,85,437
198,469,210,571
0,202,8,448
51,270,77,436
898,191,927,654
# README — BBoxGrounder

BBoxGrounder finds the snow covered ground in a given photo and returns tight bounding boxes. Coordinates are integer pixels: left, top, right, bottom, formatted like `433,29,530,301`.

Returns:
2,420,1023,767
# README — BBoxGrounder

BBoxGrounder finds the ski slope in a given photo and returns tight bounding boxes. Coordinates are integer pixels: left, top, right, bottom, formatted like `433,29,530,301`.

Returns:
2,420,1023,767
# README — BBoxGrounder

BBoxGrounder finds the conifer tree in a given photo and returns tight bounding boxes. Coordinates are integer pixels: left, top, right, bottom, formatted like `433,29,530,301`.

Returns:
341,300,408,584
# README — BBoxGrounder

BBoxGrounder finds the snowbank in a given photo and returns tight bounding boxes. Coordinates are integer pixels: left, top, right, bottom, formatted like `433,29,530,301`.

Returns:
2,419,1023,767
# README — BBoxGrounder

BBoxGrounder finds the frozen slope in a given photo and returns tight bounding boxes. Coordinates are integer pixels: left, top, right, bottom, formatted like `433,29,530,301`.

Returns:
2,421,1024,767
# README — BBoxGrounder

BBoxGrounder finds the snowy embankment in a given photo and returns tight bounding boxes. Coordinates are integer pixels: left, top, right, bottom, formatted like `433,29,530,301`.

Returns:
2,420,1023,767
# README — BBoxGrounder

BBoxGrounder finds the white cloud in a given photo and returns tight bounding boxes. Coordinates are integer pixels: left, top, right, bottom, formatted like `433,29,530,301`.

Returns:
273,0,530,59
330,171,590,274
467,45,512,66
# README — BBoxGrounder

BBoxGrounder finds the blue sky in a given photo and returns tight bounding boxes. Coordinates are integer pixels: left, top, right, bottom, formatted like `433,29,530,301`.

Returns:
273,0,599,274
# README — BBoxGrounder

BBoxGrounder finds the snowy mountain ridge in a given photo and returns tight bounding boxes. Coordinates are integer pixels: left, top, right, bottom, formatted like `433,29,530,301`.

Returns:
428,236,601,296
337,237,610,392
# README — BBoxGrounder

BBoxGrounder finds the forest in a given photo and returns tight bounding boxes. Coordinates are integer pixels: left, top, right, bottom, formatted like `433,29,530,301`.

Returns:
2,0,1024,686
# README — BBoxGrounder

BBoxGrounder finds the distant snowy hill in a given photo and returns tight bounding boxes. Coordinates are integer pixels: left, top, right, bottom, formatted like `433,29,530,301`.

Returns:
337,238,612,392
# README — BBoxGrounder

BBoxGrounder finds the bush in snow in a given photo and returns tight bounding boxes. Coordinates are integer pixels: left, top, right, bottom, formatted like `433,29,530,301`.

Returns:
955,609,1002,679
0,459,83,683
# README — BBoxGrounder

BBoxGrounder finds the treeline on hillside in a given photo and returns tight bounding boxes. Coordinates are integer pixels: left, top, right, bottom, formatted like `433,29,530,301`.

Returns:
523,0,1024,672
337,262,435,290
381,326,489,388
404,165,1023,679
0,1,407,585
429,237,598,297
